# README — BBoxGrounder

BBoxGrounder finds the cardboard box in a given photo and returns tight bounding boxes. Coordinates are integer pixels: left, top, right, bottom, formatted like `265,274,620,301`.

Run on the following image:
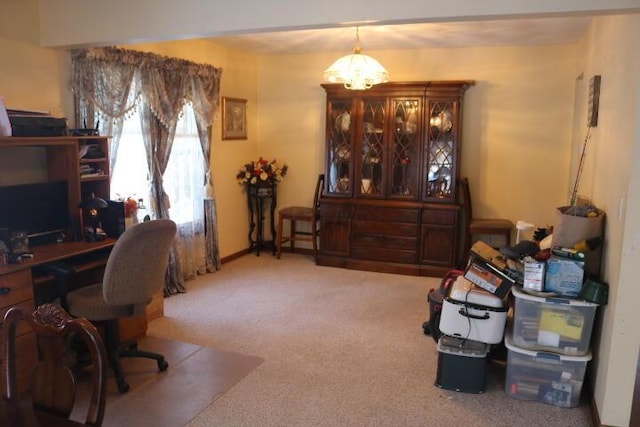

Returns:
469,241,507,270
544,256,585,297
463,241,513,297
523,257,545,292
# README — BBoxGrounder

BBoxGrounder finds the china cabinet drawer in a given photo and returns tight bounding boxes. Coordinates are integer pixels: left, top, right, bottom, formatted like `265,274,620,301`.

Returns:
352,247,417,264
320,203,352,218
355,206,418,223
0,270,33,308
352,234,417,251
352,220,417,237
422,209,456,225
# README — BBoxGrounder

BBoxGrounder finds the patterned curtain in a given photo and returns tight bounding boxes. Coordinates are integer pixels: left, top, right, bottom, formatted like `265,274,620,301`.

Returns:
71,48,140,174
70,46,223,295
191,73,222,272
139,104,185,294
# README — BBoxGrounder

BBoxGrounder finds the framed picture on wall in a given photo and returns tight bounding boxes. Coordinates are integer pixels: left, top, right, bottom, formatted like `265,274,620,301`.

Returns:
222,97,247,140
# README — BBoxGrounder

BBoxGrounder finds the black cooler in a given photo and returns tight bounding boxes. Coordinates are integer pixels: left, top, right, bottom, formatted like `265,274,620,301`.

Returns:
435,335,490,394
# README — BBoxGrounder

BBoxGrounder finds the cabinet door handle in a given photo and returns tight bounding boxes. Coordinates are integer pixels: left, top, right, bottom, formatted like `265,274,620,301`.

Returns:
0,287,10,295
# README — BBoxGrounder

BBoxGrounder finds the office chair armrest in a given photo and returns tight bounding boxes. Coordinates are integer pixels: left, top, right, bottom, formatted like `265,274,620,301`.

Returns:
38,261,76,310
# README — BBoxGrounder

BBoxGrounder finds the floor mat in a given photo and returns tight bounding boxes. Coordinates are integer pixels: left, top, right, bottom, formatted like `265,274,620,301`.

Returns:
72,336,263,426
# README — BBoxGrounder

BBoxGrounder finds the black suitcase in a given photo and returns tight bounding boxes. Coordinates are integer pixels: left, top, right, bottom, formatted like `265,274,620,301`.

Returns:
422,269,463,342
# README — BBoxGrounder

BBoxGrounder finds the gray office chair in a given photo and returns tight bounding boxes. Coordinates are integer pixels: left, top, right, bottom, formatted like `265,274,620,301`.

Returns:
63,219,177,393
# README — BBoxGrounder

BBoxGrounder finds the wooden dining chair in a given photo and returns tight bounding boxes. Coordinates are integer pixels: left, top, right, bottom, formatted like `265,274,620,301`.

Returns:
459,177,514,253
276,174,324,259
2,303,108,426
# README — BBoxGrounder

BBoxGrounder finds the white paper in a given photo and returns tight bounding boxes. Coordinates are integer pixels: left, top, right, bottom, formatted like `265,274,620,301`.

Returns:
537,330,561,348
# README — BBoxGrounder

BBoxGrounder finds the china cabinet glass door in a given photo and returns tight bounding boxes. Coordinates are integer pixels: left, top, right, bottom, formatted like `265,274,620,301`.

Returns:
327,100,353,195
359,99,385,196
390,99,420,199
425,100,457,201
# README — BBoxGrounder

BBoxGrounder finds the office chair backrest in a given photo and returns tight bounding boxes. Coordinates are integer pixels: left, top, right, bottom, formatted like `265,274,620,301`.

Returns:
2,303,108,426
102,219,177,311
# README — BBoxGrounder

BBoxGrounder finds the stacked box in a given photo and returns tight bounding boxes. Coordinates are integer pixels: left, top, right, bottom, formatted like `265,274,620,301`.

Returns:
512,287,598,356
545,256,585,297
463,241,515,298
504,332,591,408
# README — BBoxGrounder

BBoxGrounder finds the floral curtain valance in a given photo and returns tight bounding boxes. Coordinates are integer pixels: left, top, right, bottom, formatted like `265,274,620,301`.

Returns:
71,46,222,128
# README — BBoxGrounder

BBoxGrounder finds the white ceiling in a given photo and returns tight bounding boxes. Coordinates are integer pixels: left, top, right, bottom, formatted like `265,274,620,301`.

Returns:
209,17,592,55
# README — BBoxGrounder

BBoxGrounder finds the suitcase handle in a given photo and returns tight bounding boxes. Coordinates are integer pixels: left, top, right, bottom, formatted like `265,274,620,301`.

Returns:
458,308,490,320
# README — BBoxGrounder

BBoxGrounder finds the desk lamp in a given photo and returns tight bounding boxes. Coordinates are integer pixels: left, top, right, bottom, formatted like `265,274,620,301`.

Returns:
79,194,108,241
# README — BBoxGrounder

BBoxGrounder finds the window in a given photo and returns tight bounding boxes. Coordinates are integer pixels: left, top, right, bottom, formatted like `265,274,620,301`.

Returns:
110,105,204,225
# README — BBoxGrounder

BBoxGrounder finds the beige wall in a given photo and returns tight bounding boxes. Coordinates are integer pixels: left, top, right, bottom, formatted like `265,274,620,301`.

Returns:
0,0,71,185
573,14,640,427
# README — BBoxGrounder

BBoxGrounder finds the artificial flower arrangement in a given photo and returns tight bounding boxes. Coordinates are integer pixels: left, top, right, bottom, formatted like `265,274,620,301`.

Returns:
115,195,141,218
122,197,139,218
236,157,288,186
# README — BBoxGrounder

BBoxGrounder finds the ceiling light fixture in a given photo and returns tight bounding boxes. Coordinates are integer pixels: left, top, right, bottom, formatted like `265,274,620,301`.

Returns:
323,27,389,90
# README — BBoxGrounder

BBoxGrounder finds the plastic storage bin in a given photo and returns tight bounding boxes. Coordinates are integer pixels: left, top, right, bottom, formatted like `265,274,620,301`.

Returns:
504,333,591,408
512,286,598,356
436,335,490,394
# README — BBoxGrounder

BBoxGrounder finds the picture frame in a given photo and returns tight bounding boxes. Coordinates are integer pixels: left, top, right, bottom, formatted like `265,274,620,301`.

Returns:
222,97,247,140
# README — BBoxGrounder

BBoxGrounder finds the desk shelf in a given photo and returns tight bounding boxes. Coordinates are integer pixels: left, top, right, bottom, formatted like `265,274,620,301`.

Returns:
0,135,112,237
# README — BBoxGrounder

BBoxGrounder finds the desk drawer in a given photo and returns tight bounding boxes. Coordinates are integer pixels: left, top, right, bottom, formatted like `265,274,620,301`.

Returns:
0,331,37,395
0,300,35,337
0,270,33,307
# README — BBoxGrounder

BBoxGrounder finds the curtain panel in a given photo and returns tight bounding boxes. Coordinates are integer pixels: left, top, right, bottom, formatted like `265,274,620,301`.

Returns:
71,46,223,294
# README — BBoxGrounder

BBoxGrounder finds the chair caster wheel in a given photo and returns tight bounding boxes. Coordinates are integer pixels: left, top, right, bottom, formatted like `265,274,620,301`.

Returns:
158,360,169,371
117,380,130,394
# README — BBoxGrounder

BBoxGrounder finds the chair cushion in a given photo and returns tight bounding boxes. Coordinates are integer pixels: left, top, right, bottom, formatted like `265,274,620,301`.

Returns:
279,206,314,220
66,284,134,321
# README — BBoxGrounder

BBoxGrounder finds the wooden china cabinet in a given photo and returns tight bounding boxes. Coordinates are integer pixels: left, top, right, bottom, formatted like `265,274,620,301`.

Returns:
317,81,474,276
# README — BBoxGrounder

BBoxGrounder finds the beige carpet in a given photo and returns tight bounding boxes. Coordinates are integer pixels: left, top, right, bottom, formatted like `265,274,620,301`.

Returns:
145,254,594,427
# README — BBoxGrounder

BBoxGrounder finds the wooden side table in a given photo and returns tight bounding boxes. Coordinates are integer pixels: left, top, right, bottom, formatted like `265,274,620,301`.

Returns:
247,184,277,256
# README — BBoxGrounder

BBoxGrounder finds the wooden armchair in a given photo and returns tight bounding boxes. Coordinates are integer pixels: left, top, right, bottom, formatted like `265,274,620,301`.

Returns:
2,303,108,426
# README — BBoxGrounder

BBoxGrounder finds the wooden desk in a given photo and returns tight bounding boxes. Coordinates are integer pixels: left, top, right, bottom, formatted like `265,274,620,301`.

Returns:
0,397,86,426
0,239,116,277
0,239,116,395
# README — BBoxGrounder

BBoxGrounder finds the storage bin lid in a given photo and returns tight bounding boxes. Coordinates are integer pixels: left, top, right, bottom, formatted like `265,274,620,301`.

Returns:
437,335,490,357
446,276,506,309
512,286,599,307
504,331,592,362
